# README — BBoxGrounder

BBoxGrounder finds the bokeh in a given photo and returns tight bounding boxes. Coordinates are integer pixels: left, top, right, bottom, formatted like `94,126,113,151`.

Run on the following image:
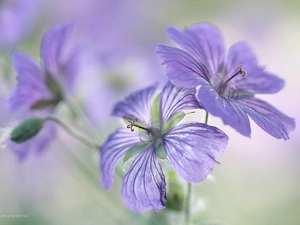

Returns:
0,0,299,225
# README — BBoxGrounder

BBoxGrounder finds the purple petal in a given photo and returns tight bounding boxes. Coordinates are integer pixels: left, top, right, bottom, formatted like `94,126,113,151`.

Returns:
166,23,226,75
197,82,251,137
226,41,284,94
34,121,56,154
156,44,208,88
101,128,143,190
63,46,84,93
6,51,50,112
41,23,74,77
160,81,201,124
121,146,166,213
163,123,228,183
112,84,157,123
238,97,295,140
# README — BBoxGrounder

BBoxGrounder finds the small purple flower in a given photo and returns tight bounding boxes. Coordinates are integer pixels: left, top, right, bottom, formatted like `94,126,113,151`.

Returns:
101,82,228,213
156,23,295,139
6,23,82,160
7,23,82,112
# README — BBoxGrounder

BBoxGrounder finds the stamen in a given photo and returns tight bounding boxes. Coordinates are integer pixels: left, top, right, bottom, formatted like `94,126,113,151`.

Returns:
127,118,150,132
224,64,247,85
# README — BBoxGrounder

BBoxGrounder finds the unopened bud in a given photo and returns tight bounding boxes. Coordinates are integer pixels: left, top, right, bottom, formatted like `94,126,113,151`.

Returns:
10,117,44,143
166,171,185,211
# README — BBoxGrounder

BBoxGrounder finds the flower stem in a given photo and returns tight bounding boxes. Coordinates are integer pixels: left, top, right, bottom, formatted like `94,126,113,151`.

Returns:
44,116,100,150
184,111,209,225
64,97,100,142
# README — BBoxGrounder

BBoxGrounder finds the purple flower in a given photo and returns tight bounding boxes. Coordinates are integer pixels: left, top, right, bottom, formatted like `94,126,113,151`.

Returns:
101,82,228,213
7,23,82,112
6,23,82,160
156,23,295,139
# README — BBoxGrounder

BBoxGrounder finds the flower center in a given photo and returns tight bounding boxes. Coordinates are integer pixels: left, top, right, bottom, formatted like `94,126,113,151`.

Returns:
210,64,246,99
127,118,162,142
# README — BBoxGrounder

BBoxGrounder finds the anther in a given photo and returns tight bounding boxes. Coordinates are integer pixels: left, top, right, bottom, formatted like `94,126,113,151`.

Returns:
127,118,149,132
224,64,247,85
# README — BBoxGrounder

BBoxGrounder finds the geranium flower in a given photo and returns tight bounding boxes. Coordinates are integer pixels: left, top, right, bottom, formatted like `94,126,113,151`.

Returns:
156,23,295,139
101,82,228,213
6,23,82,160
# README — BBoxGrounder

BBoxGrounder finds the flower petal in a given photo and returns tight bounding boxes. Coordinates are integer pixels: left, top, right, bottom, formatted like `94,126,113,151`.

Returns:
101,128,143,190
166,23,226,75
112,84,157,123
238,97,295,140
226,41,284,94
122,146,166,213
6,51,50,112
163,123,228,183
160,81,201,124
41,23,74,76
197,82,251,137
156,44,209,88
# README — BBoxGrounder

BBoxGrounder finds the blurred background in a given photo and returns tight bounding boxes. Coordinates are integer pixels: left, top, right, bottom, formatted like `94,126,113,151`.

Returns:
0,0,299,224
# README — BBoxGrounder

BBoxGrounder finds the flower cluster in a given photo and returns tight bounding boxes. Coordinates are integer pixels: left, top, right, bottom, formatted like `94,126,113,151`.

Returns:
4,21,295,215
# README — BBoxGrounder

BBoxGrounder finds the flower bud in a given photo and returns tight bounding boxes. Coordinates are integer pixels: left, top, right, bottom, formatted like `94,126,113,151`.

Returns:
166,170,185,211
10,117,44,143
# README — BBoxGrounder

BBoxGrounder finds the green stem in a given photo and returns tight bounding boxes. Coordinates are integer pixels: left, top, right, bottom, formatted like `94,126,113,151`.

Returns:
44,116,100,150
184,111,209,225
64,97,100,142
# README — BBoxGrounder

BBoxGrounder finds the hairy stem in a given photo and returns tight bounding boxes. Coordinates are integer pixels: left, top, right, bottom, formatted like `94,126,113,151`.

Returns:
64,97,100,143
44,116,100,150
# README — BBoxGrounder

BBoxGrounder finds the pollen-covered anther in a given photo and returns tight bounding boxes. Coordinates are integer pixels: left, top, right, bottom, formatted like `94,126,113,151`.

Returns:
127,118,150,133
224,64,247,85
236,64,247,77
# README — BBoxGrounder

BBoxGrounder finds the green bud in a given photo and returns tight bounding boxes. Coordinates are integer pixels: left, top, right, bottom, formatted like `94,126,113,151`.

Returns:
166,171,185,211
10,117,44,143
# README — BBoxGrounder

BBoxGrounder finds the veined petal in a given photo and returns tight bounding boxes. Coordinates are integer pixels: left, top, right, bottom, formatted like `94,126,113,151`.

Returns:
160,81,201,124
122,146,166,213
163,123,228,183
156,44,209,88
101,128,143,190
226,41,284,94
167,23,226,75
197,82,251,136
6,51,50,112
238,97,295,140
112,84,157,123
41,23,74,76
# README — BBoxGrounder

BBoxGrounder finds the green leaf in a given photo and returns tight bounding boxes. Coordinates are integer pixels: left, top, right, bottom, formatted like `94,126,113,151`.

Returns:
156,143,167,159
162,111,185,133
151,93,161,123
123,144,149,163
